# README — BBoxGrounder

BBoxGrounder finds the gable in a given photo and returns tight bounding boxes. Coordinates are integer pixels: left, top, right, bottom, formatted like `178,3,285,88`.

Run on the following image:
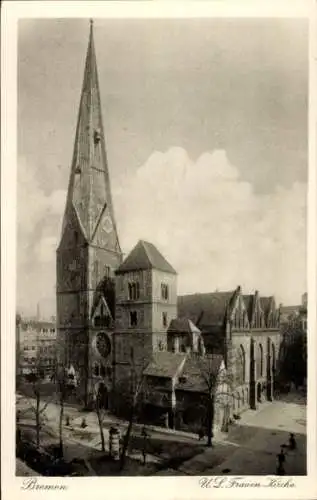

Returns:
91,295,113,327
230,291,250,329
58,205,86,251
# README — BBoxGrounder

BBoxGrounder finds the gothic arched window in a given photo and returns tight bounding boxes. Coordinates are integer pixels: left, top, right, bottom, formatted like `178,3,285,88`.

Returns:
256,343,264,377
236,345,246,384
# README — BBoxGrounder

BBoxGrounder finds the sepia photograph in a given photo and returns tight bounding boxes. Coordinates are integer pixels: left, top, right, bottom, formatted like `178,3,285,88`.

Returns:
5,6,312,485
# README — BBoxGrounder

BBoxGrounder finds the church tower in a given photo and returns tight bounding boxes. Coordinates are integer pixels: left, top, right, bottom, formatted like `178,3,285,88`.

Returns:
56,21,122,406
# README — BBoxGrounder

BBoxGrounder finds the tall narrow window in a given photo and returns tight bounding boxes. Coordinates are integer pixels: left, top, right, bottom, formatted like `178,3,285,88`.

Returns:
130,311,138,327
128,282,140,300
256,343,264,377
104,266,110,278
161,284,169,300
237,345,245,384
162,312,168,328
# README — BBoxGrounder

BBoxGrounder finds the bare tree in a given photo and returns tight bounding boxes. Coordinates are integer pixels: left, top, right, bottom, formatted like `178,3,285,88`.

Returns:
55,365,77,458
22,354,55,449
91,384,107,452
197,355,234,447
118,349,148,471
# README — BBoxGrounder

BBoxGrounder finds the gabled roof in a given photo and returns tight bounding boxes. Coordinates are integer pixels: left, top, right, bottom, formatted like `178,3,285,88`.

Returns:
176,354,223,393
116,240,177,275
144,352,186,378
167,318,201,335
177,291,236,326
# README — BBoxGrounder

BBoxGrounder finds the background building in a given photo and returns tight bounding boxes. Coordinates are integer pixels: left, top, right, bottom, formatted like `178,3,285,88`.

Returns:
16,318,57,378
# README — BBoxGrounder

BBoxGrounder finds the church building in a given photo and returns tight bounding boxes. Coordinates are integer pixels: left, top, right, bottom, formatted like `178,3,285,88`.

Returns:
57,23,282,429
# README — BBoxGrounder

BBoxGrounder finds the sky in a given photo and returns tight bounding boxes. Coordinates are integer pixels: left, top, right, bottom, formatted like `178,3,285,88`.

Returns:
17,18,308,318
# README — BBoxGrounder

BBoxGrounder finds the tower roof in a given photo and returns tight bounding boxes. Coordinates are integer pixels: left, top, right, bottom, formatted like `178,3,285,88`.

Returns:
116,240,177,275
60,21,121,249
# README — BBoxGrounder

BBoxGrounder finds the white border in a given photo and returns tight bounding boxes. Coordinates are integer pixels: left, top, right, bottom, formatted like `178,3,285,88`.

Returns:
1,1,316,500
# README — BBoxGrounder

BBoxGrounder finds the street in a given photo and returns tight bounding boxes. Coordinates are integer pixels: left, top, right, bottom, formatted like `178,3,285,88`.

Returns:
17,391,306,475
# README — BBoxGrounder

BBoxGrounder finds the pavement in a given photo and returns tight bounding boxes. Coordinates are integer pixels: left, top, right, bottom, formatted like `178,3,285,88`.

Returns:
17,391,307,476
174,393,306,476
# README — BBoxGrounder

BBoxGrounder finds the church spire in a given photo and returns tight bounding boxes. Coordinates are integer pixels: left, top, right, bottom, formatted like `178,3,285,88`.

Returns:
61,20,121,250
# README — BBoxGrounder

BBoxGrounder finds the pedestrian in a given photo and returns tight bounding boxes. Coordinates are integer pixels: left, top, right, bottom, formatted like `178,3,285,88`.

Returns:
276,447,286,475
276,462,285,475
289,433,296,450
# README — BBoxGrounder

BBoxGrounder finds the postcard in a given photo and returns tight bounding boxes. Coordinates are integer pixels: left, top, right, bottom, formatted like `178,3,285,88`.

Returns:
1,1,317,499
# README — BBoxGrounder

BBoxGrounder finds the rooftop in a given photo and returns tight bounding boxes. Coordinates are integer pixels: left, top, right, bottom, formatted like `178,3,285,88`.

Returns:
116,240,177,275
177,291,236,326
176,354,224,392
144,351,186,378
168,317,201,335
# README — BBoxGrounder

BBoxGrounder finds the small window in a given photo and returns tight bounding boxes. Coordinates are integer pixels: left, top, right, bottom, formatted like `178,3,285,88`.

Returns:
162,312,168,328
100,365,106,377
161,284,169,300
104,266,110,278
128,282,140,300
130,311,138,327
94,363,100,377
94,129,101,144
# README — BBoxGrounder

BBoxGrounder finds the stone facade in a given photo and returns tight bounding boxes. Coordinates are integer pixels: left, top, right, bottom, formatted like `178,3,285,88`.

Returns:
56,23,284,426
178,287,281,416
114,242,178,391
56,23,122,407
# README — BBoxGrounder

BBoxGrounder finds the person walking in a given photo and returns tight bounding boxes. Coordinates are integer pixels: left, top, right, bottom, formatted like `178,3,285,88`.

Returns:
289,433,296,450
276,447,286,475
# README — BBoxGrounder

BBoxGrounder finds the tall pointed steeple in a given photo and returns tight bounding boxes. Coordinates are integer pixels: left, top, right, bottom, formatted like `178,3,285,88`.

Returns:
57,22,123,406
61,20,120,249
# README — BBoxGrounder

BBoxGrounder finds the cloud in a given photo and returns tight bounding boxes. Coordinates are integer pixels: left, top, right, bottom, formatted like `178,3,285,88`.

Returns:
17,147,306,316
17,157,66,315
114,147,306,305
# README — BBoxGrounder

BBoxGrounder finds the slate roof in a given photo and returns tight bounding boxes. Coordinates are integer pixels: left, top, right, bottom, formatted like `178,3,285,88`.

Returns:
116,240,177,275
176,354,223,393
144,352,186,378
167,318,201,335
177,291,236,326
